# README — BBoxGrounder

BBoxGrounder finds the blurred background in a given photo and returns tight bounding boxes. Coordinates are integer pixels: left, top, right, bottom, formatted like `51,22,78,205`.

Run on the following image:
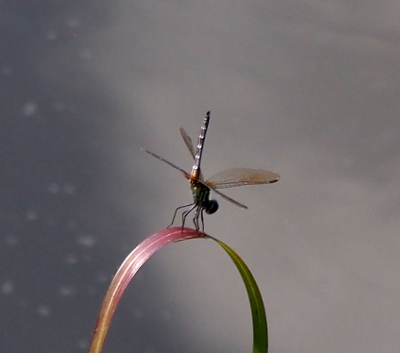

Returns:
1,1,399,352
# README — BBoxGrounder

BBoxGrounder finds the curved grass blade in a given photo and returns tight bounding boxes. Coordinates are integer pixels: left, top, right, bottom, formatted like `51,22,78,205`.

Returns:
89,228,268,353
88,227,203,353
207,235,268,353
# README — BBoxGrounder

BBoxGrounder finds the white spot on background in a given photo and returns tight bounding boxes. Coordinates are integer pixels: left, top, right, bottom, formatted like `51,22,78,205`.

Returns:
58,285,76,297
76,234,97,248
48,183,60,194
48,183,75,194
96,273,109,283
65,253,79,264
37,304,51,316
5,234,18,246
21,101,38,117
77,338,89,350
80,49,93,60
63,183,76,194
1,281,15,294
67,18,79,28
45,29,58,41
26,210,38,221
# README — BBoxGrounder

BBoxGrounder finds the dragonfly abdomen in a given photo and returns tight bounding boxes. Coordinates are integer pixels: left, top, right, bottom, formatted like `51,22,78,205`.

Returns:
191,111,210,179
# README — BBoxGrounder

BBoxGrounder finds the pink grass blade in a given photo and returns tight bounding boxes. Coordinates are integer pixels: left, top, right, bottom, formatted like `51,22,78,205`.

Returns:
88,227,204,353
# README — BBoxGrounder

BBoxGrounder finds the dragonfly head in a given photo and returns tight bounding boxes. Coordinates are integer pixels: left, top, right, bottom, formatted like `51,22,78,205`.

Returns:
205,199,218,214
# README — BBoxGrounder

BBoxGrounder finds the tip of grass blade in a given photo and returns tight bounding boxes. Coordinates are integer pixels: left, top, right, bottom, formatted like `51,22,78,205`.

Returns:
206,236,268,353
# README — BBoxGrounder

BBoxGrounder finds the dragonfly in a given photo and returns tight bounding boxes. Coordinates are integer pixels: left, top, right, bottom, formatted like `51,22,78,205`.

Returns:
142,111,280,231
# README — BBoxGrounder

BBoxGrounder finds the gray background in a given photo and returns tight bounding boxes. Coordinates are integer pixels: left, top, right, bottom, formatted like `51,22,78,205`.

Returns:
1,1,399,352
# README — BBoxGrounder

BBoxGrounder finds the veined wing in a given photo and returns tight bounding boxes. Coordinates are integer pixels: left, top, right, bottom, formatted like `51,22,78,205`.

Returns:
205,168,280,189
141,149,191,179
179,127,196,159
179,126,204,181
210,188,248,209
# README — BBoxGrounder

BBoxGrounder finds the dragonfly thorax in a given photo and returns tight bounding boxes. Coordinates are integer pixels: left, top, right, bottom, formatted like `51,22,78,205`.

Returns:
191,182,219,214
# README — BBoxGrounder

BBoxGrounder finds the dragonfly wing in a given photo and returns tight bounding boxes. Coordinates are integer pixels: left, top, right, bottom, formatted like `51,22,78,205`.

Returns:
205,168,280,189
179,127,196,159
141,149,190,179
179,126,204,181
210,188,248,209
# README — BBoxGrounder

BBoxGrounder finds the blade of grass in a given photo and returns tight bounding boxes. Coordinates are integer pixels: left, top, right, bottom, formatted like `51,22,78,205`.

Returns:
89,227,203,353
207,236,268,353
89,227,268,353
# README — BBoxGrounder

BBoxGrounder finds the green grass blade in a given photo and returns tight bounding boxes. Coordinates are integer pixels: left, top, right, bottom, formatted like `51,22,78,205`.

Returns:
207,236,268,353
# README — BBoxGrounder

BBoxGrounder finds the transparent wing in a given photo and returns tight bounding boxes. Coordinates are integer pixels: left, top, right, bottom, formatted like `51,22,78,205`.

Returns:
205,168,280,189
179,126,204,181
179,127,196,159
141,149,190,179
211,188,248,209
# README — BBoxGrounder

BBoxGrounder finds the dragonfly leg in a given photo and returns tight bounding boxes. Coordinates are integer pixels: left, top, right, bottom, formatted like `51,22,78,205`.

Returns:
192,206,204,231
192,208,199,231
180,204,197,230
200,208,205,232
168,203,194,229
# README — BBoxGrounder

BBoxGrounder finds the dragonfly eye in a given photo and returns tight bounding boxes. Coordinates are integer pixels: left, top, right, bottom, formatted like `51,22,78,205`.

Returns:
205,199,218,214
